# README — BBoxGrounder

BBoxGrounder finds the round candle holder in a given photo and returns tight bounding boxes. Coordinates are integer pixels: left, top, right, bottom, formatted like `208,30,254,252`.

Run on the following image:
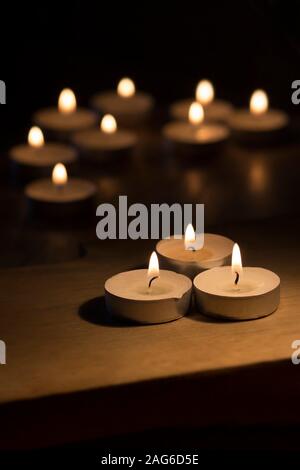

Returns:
162,121,229,156
194,266,280,321
90,91,154,128
156,234,234,279
25,178,97,219
72,127,137,163
229,109,289,144
170,98,233,124
105,269,192,324
9,142,78,180
34,107,97,141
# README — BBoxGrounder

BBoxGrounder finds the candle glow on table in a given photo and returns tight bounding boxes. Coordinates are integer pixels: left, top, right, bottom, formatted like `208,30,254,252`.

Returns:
104,251,192,324
156,227,233,279
194,243,280,320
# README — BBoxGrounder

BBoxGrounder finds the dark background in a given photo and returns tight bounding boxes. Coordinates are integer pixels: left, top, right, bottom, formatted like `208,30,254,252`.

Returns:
1,0,300,144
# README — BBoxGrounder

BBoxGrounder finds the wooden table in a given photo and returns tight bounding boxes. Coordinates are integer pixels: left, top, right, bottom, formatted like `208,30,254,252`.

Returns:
0,216,300,450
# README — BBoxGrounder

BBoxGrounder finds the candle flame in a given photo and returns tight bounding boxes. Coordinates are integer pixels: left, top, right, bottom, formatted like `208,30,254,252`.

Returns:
184,223,196,250
188,102,204,125
52,163,68,187
101,114,117,134
148,251,160,278
117,77,135,98
58,88,77,114
231,243,243,285
196,80,214,105
250,89,268,115
28,126,44,148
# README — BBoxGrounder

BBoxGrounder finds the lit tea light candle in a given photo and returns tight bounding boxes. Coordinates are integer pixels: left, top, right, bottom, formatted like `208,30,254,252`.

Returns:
72,114,137,163
25,163,97,218
170,79,233,123
117,77,136,97
156,225,234,279
52,162,68,189
162,102,229,153
196,79,215,105
34,88,97,141
105,251,192,324
9,126,78,178
194,243,280,320
229,89,288,142
90,77,154,127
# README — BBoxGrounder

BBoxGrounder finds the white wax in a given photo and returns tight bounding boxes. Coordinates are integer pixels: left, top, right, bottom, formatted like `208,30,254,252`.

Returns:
194,266,280,320
105,269,192,324
90,91,154,126
156,234,234,279
162,121,229,146
170,98,233,123
10,143,77,168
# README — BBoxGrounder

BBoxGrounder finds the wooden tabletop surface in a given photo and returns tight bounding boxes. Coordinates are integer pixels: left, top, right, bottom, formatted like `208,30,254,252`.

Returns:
0,215,299,449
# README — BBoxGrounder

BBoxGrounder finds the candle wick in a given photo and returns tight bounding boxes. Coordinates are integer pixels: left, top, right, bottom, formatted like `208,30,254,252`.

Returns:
234,271,240,285
148,276,159,289
187,246,196,252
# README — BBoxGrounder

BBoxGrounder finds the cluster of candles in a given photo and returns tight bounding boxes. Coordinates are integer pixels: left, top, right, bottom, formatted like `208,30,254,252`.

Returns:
9,78,288,211
105,224,280,324
9,78,281,323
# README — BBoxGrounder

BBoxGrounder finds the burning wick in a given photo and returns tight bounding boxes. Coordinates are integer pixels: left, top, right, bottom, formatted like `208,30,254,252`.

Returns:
147,251,160,291
184,223,196,251
231,243,243,288
52,163,68,190
148,276,159,289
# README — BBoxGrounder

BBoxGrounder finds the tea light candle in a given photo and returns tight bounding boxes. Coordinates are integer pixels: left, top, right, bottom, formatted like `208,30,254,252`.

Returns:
9,127,78,177
34,89,97,140
229,89,288,141
156,224,234,279
105,251,192,324
25,163,97,218
163,102,229,152
170,80,233,123
194,243,280,321
72,114,137,162
90,77,154,127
